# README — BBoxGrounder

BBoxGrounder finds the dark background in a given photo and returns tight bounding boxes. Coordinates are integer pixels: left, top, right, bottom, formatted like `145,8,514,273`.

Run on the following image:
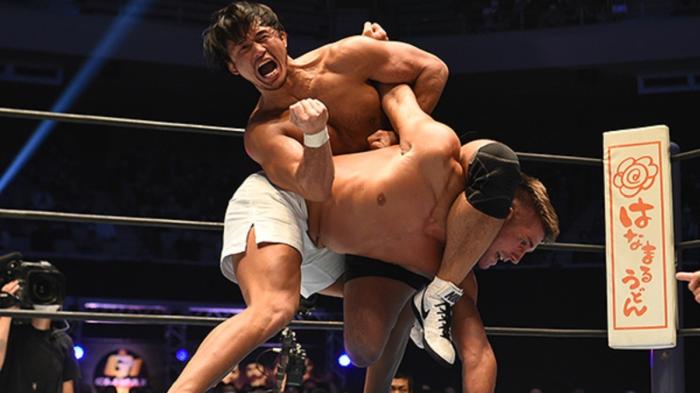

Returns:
1,1,700,392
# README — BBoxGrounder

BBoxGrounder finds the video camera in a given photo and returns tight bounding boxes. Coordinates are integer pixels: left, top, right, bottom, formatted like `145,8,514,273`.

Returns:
0,252,66,309
274,328,307,393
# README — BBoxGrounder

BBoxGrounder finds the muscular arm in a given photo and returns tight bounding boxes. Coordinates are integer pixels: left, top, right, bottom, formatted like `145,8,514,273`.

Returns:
333,36,448,114
245,100,334,201
453,273,496,393
379,84,460,159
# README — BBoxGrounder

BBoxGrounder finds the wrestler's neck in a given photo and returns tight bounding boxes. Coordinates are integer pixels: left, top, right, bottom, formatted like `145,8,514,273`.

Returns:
258,56,322,103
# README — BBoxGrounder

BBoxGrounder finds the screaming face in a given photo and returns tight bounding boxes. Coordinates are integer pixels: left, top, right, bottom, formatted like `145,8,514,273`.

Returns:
226,24,288,90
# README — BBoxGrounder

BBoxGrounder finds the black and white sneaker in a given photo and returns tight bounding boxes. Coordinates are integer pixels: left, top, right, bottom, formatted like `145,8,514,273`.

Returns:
409,318,424,349
411,277,463,367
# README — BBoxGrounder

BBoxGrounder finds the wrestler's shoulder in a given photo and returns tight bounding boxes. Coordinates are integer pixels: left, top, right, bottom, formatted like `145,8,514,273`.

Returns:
293,36,356,62
245,108,289,136
326,36,378,57
313,36,378,66
243,114,294,160
249,100,288,123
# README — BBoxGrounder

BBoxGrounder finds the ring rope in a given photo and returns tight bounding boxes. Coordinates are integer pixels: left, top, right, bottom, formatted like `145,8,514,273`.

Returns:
3,309,699,337
0,207,604,253
537,242,605,253
678,239,700,251
6,106,698,162
485,327,606,338
672,148,700,161
0,309,342,330
2,108,699,338
10,106,693,165
1,107,697,162
0,107,245,137
0,208,223,231
516,152,601,166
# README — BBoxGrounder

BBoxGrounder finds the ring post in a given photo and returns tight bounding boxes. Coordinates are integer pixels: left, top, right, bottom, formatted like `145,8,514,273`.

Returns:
651,142,684,393
603,126,679,391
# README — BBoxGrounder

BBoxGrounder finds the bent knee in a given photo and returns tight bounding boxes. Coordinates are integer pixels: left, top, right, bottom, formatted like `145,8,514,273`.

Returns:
268,301,298,327
344,332,385,367
345,345,382,367
249,299,298,333
466,141,521,219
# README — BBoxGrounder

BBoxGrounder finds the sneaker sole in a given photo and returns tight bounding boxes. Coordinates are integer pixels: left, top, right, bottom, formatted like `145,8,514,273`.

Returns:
410,330,425,350
423,339,455,368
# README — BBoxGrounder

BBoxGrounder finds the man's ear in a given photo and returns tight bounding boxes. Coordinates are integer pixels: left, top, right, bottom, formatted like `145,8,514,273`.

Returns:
280,31,287,48
227,61,239,75
505,203,515,221
506,206,514,220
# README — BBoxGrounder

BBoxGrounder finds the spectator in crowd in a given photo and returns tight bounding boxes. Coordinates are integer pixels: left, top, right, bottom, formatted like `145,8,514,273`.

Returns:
290,357,338,393
242,362,270,393
0,279,80,393
389,372,413,393
213,366,244,393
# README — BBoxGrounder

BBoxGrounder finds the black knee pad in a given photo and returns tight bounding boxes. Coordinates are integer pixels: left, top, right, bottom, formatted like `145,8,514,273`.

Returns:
465,142,521,219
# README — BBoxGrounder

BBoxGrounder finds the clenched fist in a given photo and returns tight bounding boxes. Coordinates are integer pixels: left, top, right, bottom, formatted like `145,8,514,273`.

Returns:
289,98,329,135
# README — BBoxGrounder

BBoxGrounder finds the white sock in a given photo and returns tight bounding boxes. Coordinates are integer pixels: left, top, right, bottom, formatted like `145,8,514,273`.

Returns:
426,276,463,305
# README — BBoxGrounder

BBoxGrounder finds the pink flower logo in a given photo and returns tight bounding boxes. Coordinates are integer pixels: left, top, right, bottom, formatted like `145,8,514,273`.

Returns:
612,156,659,198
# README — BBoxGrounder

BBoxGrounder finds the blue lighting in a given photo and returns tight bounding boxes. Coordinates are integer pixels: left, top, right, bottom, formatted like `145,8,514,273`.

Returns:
0,0,153,193
337,353,351,367
73,345,85,360
176,348,189,362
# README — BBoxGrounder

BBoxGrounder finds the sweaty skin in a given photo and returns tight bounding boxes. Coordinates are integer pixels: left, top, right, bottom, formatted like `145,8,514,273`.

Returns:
308,85,546,393
168,16,448,393
308,86,545,279
246,46,387,155
229,23,448,200
239,31,446,154
311,140,457,277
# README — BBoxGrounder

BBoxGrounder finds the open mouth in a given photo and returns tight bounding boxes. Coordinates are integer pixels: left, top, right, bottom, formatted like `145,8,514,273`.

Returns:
257,60,278,80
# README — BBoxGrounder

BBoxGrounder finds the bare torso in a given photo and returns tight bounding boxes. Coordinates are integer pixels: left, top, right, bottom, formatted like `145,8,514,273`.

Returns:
249,42,387,154
309,145,463,278
245,39,464,277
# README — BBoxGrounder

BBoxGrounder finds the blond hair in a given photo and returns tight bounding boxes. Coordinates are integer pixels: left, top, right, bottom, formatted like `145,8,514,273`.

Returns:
516,173,560,242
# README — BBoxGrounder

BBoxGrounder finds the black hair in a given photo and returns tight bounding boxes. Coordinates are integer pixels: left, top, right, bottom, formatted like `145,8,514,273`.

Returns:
203,1,285,71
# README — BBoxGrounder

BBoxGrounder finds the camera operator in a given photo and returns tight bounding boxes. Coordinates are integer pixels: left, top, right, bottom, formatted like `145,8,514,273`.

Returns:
0,279,80,393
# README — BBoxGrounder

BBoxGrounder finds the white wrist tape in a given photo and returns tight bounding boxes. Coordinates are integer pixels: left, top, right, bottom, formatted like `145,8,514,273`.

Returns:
303,127,330,148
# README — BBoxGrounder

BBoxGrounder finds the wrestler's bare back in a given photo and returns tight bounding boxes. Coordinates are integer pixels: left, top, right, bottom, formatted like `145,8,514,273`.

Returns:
247,41,388,154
